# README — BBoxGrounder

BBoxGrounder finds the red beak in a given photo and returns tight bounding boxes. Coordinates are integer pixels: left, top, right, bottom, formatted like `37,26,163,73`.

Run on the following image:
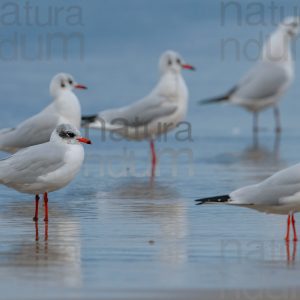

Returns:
74,84,88,90
181,64,196,71
77,137,92,144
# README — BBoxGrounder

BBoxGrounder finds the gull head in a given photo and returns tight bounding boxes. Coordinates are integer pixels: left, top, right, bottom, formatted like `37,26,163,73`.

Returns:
280,16,300,38
159,50,195,75
51,124,92,145
49,73,87,98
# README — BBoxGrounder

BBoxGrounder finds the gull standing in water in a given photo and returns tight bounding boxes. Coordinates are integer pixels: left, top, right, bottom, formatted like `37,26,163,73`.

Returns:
0,124,91,222
199,16,300,133
0,73,87,153
195,161,300,241
82,50,195,176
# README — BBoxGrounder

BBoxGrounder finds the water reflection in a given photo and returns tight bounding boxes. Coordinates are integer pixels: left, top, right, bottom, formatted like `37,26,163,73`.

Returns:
208,134,285,186
0,199,82,287
286,242,297,264
113,180,179,200
100,179,188,264
220,236,298,264
212,134,282,167
240,133,281,166
35,221,48,241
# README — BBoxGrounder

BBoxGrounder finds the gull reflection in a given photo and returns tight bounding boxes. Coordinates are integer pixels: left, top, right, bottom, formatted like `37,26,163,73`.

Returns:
0,199,82,287
286,241,297,264
238,133,284,183
240,133,281,165
99,180,188,264
210,133,284,186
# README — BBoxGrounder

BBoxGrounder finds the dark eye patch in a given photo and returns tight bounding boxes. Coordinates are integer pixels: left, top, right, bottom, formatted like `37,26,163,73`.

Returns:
59,130,76,139
66,131,76,138
176,58,181,64
168,59,172,65
68,79,73,85
61,80,66,88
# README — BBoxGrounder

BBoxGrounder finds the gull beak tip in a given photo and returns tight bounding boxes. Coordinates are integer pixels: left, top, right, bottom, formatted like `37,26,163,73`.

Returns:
75,84,88,90
77,137,92,144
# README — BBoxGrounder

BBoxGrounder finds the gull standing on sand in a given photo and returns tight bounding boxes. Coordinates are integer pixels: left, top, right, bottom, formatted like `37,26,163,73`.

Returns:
82,50,195,175
0,73,87,153
194,161,300,241
199,16,300,133
0,124,91,222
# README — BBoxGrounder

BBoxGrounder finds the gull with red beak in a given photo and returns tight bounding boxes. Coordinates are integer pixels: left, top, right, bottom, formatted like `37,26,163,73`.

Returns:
0,124,91,222
82,50,195,177
0,73,87,153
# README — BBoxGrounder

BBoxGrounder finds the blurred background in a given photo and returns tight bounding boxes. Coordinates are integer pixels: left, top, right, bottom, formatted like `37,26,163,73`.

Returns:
0,0,299,135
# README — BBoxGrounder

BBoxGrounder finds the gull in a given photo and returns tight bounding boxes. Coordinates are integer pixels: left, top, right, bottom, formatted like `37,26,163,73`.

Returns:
199,16,300,133
82,50,195,175
195,162,300,241
0,124,91,222
0,73,87,153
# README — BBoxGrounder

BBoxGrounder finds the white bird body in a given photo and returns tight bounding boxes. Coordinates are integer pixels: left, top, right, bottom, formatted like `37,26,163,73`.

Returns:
229,26,294,112
82,50,193,141
200,16,300,132
0,73,86,153
196,159,300,240
229,61,293,112
229,163,300,215
0,124,91,222
0,125,86,195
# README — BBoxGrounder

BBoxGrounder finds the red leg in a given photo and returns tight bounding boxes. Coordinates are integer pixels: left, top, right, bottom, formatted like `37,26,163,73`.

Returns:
45,221,48,241
33,195,39,221
286,240,290,261
291,214,298,242
286,241,297,263
44,192,49,222
285,214,291,242
293,241,297,261
150,140,157,178
150,140,157,166
35,221,39,241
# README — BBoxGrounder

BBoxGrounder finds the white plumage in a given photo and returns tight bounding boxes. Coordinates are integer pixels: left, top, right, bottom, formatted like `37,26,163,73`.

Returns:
0,73,87,153
82,50,194,140
82,50,195,176
200,16,300,132
196,161,300,241
0,124,91,221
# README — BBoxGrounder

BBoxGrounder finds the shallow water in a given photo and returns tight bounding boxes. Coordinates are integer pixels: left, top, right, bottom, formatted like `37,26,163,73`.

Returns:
1,0,300,299
1,133,300,299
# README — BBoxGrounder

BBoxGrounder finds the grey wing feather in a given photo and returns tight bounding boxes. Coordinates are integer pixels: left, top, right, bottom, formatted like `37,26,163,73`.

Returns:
0,143,64,185
234,61,290,100
0,112,59,152
99,95,178,127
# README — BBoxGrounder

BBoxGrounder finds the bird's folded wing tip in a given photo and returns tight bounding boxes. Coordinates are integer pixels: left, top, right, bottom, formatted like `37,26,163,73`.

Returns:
195,199,205,205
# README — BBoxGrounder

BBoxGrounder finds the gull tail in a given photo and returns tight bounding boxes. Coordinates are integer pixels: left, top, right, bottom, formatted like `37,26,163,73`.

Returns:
81,115,124,131
199,95,230,105
81,115,98,126
195,195,230,205
199,86,237,105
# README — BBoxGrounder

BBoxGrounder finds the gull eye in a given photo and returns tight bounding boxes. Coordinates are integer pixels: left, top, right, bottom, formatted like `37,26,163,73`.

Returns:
66,131,76,138
61,81,66,88
68,79,73,85
168,59,172,65
176,58,181,64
